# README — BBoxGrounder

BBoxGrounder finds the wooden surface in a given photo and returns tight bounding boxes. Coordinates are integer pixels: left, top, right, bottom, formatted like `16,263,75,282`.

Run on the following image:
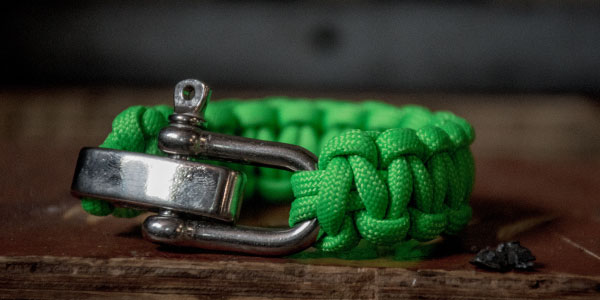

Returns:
0,88,599,299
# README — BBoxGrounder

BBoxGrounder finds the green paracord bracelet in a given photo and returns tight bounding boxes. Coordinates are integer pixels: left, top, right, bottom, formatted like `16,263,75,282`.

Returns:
81,98,475,259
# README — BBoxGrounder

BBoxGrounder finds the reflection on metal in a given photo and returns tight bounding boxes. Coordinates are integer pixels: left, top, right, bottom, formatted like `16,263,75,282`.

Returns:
71,148,244,222
71,79,319,256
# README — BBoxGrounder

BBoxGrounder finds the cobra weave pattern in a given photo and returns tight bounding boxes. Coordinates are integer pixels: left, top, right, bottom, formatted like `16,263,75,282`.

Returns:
80,98,475,254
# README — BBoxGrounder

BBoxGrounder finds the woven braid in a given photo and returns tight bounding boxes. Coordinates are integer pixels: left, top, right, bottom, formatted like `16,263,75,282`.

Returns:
80,98,474,255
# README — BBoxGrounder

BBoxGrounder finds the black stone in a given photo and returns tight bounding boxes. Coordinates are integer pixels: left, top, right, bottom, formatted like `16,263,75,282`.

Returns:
470,241,536,272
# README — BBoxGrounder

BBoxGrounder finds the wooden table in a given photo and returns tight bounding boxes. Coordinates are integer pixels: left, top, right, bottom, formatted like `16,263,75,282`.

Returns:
1,88,599,299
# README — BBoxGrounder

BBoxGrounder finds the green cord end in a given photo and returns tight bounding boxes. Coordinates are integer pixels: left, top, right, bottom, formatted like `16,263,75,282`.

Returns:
81,197,114,216
206,89,212,102
81,198,141,218
394,239,439,260
112,207,143,218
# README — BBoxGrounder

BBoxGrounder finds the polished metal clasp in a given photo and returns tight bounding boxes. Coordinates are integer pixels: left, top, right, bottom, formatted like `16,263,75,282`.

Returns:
71,79,319,256
72,148,245,222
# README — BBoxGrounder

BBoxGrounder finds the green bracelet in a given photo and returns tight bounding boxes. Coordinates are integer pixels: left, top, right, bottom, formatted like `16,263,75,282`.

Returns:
80,86,474,259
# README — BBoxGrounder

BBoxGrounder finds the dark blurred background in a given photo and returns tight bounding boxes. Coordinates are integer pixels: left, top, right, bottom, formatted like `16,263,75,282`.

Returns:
1,0,599,161
3,0,600,93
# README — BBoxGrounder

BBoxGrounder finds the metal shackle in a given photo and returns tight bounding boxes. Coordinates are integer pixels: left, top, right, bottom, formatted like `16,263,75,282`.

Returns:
134,79,320,255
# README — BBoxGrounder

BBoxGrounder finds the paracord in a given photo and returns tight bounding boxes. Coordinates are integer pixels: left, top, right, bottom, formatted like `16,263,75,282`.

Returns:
81,98,475,255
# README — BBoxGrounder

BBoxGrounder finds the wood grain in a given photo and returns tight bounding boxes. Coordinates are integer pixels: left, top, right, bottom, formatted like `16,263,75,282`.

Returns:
1,256,599,299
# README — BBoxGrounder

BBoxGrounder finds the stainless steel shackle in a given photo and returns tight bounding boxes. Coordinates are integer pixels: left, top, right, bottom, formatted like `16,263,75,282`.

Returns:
71,79,320,256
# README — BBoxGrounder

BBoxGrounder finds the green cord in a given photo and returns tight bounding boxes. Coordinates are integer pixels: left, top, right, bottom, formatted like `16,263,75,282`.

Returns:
80,98,475,258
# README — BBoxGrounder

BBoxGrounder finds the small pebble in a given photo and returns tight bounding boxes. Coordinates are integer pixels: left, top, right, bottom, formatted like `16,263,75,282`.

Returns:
470,241,536,272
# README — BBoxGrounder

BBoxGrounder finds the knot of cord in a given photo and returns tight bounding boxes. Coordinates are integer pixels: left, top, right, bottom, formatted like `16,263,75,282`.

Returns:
80,99,475,254
289,115,474,252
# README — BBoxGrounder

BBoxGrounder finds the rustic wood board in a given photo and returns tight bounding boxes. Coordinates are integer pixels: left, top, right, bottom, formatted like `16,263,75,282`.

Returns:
1,256,599,299
0,88,599,298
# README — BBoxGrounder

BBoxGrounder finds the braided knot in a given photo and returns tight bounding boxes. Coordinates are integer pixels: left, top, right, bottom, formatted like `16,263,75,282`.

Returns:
290,115,474,251
229,99,324,202
82,99,475,255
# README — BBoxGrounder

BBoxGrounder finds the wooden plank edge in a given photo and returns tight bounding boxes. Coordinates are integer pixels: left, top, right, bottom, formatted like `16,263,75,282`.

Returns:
0,256,598,299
